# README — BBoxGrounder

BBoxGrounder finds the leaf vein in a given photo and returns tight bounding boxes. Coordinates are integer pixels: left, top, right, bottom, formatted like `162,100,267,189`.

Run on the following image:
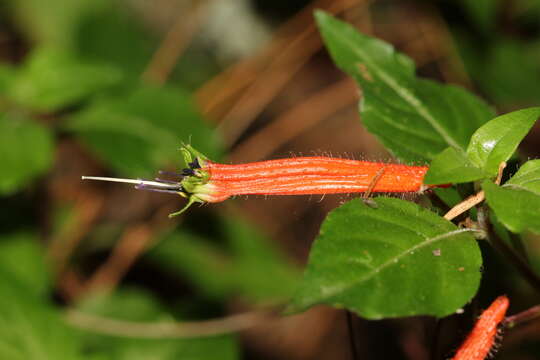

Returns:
329,26,462,150
316,228,477,303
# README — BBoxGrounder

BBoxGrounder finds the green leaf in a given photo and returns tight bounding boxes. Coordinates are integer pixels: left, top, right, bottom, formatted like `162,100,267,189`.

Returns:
433,187,464,209
0,113,54,195
7,48,122,112
458,37,540,106
459,0,500,32
223,218,300,302
489,211,513,246
424,147,486,185
146,231,236,300
7,0,155,76
483,160,540,233
146,218,299,303
0,232,51,297
0,64,16,93
74,7,155,76
427,107,540,185
76,288,239,360
314,11,494,162
506,159,540,191
6,0,102,48
467,107,540,175
291,197,482,319
0,268,84,360
66,85,221,177
77,288,167,322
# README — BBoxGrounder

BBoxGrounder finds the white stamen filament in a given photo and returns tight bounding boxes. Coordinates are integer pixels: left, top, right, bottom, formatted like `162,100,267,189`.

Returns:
81,176,179,189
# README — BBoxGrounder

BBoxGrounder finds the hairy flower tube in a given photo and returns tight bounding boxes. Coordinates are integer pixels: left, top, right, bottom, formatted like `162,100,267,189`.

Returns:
83,145,438,217
452,295,509,360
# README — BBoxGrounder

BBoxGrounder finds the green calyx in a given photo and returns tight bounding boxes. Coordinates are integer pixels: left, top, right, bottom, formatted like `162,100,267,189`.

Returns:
169,145,213,218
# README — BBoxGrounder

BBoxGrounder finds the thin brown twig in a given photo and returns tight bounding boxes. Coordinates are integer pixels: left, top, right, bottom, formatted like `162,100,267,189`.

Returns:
443,190,485,221
345,310,359,360
57,270,86,301
420,7,472,87
47,192,104,275
363,165,386,200
84,224,155,294
343,0,372,32
64,308,274,338
195,0,350,117
230,78,358,161
214,25,323,146
444,162,506,221
504,304,540,328
213,0,366,146
141,0,211,85
81,201,178,297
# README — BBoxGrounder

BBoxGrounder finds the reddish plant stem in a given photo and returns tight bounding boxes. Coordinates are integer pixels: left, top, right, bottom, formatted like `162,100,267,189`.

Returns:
504,304,540,328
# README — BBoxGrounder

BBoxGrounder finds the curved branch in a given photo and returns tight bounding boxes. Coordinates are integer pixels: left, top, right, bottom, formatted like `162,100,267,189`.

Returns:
64,309,274,338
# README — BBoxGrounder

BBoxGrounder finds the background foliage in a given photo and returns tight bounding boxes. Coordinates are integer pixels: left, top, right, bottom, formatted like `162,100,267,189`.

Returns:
1,0,540,359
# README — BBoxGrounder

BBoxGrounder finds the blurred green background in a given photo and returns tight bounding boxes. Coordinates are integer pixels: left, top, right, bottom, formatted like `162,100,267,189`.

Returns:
1,0,540,359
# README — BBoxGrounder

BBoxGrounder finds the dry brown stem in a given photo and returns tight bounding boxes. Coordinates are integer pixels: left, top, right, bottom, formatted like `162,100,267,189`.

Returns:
231,78,358,161
142,0,211,85
65,308,274,338
84,224,154,294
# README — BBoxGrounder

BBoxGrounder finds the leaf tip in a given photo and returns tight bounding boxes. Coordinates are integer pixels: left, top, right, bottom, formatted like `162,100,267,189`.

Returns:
313,9,331,25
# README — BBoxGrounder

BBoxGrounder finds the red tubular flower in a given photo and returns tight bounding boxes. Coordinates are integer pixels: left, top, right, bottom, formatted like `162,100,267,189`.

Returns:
83,145,440,217
203,159,428,197
452,295,510,360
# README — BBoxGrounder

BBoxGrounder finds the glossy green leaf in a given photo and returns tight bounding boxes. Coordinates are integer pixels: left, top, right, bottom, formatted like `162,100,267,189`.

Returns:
0,268,84,360
315,11,494,162
506,159,540,190
467,107,540,175
291,197,482,319
76,288,239,360
0,113,54,195
483,160,540,233
424,147,486,185
0,232,51,297
7,48,122,112
66,85,221,177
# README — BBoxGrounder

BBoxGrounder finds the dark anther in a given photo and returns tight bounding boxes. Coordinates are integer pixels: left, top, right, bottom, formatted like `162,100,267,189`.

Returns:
182,168,196,176
189,158,201,169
